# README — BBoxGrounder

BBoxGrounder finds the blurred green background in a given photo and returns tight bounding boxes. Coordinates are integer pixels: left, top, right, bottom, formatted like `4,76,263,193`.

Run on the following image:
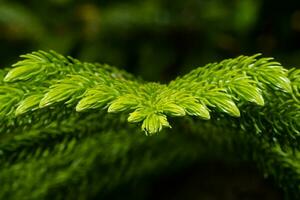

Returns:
1,0,300,82
0,0,299,199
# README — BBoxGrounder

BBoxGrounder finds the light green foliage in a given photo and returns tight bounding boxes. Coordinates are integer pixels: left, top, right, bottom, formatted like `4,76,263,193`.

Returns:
40,75,95,107
141,113,171,134
0,85,24,116
15,94,44,116
128,108,147,123
0,51,298,139
4,64,43,82
76,86,118,111
0,50,299,199
108,95,140,113
177,96,210,119
230,78,264,106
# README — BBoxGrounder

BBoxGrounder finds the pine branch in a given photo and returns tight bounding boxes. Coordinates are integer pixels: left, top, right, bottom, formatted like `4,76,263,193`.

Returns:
1,51,298,142
0,50,299,199
0,119,299,199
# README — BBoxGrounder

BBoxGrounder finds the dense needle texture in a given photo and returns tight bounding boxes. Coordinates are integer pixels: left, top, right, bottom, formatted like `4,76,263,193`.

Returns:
0,51,299,199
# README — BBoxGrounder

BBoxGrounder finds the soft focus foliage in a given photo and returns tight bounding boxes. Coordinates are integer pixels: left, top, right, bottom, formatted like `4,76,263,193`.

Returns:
0,0,300,199
0,0,300,80
0,51,299,199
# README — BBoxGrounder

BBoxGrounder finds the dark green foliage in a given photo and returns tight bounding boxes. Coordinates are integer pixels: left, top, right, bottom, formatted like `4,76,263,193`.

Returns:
0,51,299,199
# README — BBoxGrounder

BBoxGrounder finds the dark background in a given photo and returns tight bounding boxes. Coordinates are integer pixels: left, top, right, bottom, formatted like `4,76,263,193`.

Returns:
0,0,299,199
1,0,300,82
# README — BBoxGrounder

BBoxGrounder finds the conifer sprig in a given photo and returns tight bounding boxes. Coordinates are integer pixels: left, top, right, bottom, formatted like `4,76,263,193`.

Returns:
0,50,298,141
0,50,299,199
